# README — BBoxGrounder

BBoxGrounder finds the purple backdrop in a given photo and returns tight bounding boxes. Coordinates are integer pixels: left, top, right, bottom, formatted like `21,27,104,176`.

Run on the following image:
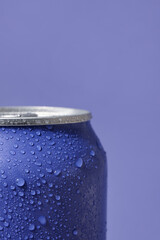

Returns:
0,1,160,240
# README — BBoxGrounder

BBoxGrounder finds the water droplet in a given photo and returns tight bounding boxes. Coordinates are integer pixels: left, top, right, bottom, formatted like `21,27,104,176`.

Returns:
0,217,4,222
21,150,26,155
46,168,53,174
75,158,83,168
10,150,16,155
54,169,61,176
30,200,34,205
4,221,9,227
55,195,61,201
35,161,42,166
25,169,30,174
31,190,36,196
38,201,42,206
29,224,35,231
3,182,8,187
48,183,53,188
46,135,51,140
18,191,24,197
38,216,47,226
13,144,19,149
72,229,78,235
36,131,41,136
16,178,25,187
29,142,34,146
0,226,3,231
90,150,95,156
37,145,42,151
49,141,56,146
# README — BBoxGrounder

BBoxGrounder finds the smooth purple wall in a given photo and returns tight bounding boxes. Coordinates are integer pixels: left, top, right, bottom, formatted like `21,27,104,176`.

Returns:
0,1,160,240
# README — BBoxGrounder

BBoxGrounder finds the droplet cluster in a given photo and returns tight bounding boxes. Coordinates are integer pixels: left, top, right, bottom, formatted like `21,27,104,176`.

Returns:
0,122,107,239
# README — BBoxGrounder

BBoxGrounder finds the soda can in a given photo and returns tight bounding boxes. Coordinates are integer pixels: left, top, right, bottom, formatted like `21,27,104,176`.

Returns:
0,106,107,240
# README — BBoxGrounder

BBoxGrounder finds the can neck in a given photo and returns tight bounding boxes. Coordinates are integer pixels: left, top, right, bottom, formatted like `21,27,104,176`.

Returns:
0,106,92,126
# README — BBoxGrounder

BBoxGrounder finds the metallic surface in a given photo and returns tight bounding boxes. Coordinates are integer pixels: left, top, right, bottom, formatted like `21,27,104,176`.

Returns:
0,121,107,239
0,106,92,126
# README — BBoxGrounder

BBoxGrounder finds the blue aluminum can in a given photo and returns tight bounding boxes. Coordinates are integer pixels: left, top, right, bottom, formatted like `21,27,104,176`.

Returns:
0,107,107,240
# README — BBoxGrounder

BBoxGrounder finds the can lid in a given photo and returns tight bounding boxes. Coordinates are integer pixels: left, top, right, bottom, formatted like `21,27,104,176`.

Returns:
0,106,92,126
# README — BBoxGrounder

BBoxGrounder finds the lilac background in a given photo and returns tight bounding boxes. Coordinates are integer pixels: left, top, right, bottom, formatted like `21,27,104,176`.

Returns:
0,1,160,240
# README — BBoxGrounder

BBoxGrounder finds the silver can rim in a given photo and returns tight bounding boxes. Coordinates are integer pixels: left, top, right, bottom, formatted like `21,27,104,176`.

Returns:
0,106,92,126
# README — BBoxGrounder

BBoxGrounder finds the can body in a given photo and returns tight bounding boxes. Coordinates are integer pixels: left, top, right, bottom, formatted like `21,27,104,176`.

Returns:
0,121,107,240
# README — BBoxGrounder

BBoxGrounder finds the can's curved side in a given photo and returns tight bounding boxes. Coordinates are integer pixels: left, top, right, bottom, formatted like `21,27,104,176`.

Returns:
0,121,107,240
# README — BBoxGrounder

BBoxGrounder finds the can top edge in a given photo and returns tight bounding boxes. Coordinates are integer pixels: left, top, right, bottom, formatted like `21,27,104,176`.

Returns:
0,106,92,126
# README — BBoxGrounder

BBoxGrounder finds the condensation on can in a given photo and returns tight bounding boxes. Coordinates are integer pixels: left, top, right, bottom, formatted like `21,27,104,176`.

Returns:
0,107,107,240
